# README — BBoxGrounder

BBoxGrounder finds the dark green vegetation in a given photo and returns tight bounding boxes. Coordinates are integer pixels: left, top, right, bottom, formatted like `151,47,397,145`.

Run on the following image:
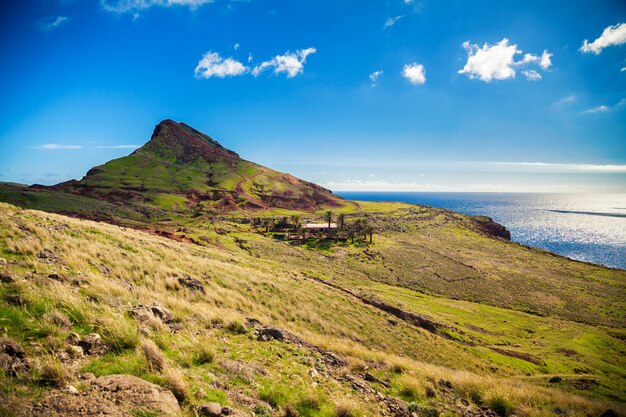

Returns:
0,120,624,416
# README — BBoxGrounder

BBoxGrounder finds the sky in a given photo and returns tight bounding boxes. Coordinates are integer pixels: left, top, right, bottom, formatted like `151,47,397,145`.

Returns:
1,0,626,192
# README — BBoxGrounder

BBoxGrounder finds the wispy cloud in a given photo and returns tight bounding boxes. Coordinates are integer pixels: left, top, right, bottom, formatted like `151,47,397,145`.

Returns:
580,98,626,115
487,161,626,172
580,22,626,54
323,179,614,193
580,105,610,114
252,48,316,78
521,69,541,81
101,0,214,15
402,63,426,85
458,38,552,82
383,15,403,29
97,144,140,149
369,70,383,87
38,16,69,32
551,94,576,108
38,144,82,150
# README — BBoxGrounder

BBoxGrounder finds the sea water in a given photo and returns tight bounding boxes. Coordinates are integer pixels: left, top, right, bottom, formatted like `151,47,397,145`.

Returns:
336,192,626,270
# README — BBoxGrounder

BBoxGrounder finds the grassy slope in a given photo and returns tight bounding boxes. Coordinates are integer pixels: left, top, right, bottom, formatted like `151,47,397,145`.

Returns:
1,202,624,417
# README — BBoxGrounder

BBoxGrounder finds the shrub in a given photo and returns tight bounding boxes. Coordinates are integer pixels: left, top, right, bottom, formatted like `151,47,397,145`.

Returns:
259,387,286,408
284,404,299,417
253,405,272,417
191,344,214,366
489,395,514,417
95,316,139,353
225,321,248,335
333,400,360,417
140,339,165,372
38,356,68,387
164,367,189,403
297,395,321,415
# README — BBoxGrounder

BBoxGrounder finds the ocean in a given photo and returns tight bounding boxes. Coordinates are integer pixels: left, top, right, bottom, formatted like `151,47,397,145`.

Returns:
336,192,626,270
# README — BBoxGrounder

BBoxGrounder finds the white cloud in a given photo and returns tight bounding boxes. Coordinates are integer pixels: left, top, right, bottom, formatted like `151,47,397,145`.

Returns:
622,67,626,72
384,15,403,29
522,70,542,81
39,144,82,150
195,48,316,80
580,98,626,115
580,105,609,115
580,22,626,54
252,48,316,78
539,50,552,69
101,0,214,14
551,94,576,108
458,38,552,82
234,43,239,50
369,70,383,87
194,51,247,78
402,63,426,85
487,162,626,172
97,145,140,149
39,16,69,31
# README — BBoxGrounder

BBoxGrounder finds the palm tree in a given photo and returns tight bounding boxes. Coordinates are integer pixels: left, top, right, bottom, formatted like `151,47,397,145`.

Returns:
291,215,301,231
261,218,273,233
324,210,333,229
337,213,346,230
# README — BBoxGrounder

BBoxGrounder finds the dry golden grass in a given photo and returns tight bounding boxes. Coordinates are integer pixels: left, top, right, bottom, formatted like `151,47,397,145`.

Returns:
0,202,622,416
140,338,165,372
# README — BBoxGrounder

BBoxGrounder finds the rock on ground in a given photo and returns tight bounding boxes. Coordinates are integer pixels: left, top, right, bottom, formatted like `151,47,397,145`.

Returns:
34,374,181,417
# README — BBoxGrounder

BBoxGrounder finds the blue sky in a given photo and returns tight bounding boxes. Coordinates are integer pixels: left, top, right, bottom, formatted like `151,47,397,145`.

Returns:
1,0,625,192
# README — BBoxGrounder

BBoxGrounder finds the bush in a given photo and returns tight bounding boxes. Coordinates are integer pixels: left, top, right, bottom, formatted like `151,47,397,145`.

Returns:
333,400,359,417
284,404,299,417
38,356,68,387
140,339,165,372
95,316,139,353
489,395,514,417
192,345,214,366
253,405,272,417
297,395,321,415
225,321,248,335
164,367,189,403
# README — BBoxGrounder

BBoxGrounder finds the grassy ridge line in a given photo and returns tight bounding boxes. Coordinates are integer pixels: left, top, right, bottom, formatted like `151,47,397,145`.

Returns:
0,202,623,416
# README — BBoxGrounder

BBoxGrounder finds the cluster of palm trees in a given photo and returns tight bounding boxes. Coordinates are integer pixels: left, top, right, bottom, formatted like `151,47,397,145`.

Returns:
252,211,374,244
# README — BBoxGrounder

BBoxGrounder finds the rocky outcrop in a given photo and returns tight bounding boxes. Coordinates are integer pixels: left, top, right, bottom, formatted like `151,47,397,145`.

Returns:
470,216,511,240
0,337,31,377
35,374,181,416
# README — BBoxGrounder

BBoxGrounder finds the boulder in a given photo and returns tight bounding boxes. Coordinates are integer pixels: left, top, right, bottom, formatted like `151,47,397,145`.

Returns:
0,336,31,377
3,294,25,306
150,304,174,322
78,333,107,355
256,327,284,341
35,391,125,417
178,276,205,292
548,376,562,383
94,374,181,415
197,402,223,416
0,273,14,283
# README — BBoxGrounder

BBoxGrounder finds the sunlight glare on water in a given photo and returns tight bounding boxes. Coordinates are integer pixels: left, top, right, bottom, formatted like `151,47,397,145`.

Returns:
336,192,626,270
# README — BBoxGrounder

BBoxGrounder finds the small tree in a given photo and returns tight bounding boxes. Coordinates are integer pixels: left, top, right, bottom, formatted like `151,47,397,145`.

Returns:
291,215,301,231
324,210,333,229
337,213,346,230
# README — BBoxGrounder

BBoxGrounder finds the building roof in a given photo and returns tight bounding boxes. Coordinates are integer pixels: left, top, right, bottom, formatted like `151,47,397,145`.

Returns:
304,223,338,229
